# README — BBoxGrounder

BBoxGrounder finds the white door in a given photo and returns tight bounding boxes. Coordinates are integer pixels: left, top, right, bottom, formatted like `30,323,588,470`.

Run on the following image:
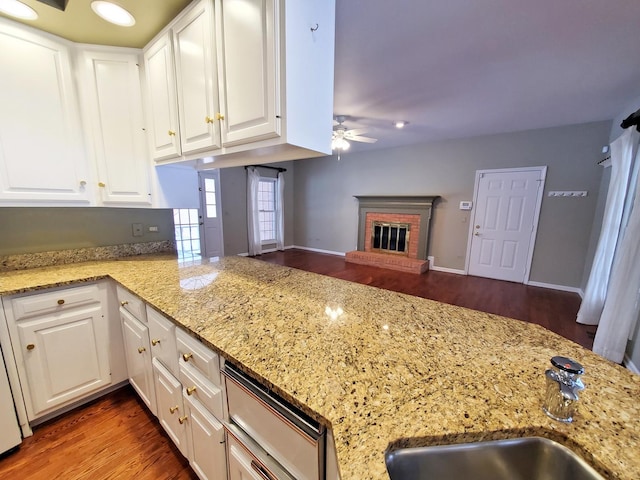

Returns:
467,167,546,283
184,393,226,480
199,170,224,258
0,21,89,204
0,346,23,452
121,308,156,415
17,306,111,418
78,49,150,205
218,0,280,147
153,359,189,457
173,0,222,155
143,32,182,161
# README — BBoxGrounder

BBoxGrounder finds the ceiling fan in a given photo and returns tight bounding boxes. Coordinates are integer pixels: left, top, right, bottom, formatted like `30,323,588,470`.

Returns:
331,115,377,153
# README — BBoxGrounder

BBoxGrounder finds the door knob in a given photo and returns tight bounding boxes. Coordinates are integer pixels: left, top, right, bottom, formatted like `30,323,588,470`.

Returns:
169,405,179,414
26,343,35,350
186,386,196,396
178,416,188,425
168,130,176,136
151,339,160,346
182,352,193,362
215,112,224,121
205,116,214,124
474,232,480,236
57,299,65,305
138,346,146,354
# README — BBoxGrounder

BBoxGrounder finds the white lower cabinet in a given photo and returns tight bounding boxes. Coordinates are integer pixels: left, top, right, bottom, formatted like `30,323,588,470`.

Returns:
1,282,117,422
16,305,110,418
120,307,156,415
184,391,227,480
153,358,189,456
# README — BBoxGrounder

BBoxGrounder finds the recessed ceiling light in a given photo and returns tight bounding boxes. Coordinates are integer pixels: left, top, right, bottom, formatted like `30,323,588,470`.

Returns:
91,1,135,27
0,0,38,20
395,121,409,129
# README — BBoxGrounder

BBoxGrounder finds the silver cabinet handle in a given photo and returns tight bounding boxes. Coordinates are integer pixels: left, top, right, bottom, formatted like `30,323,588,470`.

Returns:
251,460,275,480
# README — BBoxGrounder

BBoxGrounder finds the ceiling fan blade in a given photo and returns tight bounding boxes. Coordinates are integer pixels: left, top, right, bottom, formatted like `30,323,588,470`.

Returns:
347,135,378,143
344,128,369,136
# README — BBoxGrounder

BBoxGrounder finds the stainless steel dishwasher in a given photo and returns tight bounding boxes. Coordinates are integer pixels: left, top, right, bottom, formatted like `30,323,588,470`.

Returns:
223,363,326,480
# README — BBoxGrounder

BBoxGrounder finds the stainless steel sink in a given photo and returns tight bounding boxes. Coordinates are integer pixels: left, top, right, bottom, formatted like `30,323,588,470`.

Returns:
385,437,604,480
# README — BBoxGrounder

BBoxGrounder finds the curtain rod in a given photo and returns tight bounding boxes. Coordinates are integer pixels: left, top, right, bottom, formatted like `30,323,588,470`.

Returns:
244,165,286,172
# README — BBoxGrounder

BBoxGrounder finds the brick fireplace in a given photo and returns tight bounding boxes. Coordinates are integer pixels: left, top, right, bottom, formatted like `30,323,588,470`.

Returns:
345,196,438,274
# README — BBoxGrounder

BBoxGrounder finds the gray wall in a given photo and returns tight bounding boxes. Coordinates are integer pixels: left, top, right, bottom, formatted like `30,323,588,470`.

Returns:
219,161,295,256
293,121,610,288
0,207,174,255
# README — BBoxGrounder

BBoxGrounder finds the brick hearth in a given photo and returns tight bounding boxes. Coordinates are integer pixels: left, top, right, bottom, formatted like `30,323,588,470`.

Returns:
345,250,429,274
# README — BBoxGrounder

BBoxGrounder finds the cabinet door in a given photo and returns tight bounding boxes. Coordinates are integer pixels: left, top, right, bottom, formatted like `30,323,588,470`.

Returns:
173,0,222,154
121,308,157,415
16,305,110,418
218,0,280,147
0,20,89,204
184,393,226,480
153,359,189,457
143,32,182,161
78,49,150,205
147,306,178,376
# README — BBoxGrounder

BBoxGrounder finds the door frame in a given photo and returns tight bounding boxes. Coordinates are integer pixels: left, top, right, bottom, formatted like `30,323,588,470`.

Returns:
464,166,547,283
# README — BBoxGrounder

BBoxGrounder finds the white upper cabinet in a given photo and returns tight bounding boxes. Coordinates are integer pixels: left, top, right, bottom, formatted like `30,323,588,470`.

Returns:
173,0,222,155
77,47,151,205
0,19,89,205
217,0,279,147
143,0,335,167
143,33,182,161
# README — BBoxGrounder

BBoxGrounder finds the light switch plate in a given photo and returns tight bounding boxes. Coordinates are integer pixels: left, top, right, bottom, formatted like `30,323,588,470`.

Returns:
132,223,143,237
459,201,473,210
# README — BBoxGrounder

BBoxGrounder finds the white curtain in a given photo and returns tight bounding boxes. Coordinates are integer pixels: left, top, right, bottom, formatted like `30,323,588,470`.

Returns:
593,131,640,363
576,128,637,325
276,172,285,251
247,167,262,256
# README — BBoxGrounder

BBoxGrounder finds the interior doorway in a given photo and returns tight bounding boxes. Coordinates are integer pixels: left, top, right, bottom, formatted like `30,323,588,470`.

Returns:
465,166,546,283
198,170,224,259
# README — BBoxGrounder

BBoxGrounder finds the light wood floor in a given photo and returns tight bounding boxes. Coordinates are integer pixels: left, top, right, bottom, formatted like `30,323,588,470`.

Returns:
0,249,595,479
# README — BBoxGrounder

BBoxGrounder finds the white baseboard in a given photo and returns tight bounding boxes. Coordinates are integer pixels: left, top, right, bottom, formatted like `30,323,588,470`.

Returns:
624,355,639,375
427,256,466,275
291,245,346,257
526,281,583,295
237,245,296,257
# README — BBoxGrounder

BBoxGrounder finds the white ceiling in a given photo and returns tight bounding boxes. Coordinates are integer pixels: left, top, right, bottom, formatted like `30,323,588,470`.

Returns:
335,0,640,152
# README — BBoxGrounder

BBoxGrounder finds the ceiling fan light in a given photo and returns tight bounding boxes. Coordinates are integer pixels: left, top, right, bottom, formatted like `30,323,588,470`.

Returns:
0,0,38,20
395,121,408,129
332,137,350,151
91,1,135,27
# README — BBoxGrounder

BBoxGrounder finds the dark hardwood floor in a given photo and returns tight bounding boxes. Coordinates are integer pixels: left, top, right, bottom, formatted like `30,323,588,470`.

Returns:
0,386,196,480
258,248,596,350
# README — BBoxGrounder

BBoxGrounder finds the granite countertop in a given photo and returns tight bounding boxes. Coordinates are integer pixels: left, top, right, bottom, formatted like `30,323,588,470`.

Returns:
1,255,638,479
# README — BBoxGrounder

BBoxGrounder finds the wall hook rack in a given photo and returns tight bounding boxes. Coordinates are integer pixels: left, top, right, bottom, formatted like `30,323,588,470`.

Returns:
310,23,319,32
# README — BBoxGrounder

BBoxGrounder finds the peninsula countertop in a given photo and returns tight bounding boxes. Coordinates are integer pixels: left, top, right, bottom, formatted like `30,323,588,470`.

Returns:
1,255,638,479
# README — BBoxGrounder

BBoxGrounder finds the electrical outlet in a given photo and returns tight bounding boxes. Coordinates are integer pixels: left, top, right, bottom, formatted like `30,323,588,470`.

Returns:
132,223,143,237
149,226,159,232
548,191,588,197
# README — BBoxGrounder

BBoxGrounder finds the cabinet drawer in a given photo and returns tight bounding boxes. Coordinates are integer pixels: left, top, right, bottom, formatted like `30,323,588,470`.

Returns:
176,328,221,387
147,306,179,377
179,361,223,420
116,285,146,322
10,283,100,321
224,365,323,480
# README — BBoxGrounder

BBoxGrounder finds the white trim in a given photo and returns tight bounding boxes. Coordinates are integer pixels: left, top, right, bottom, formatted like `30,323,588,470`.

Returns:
525,281,584,296
624,355,639,375
236,245,295,257
292,245,346,256
464,166,547,284
428,256,465,274
431,265,466,275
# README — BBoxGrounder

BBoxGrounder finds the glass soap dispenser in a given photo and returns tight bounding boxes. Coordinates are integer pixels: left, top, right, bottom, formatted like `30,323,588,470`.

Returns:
542,356,585,423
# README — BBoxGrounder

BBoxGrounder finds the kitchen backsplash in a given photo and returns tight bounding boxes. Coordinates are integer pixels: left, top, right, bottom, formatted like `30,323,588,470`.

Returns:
0,241,176,272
